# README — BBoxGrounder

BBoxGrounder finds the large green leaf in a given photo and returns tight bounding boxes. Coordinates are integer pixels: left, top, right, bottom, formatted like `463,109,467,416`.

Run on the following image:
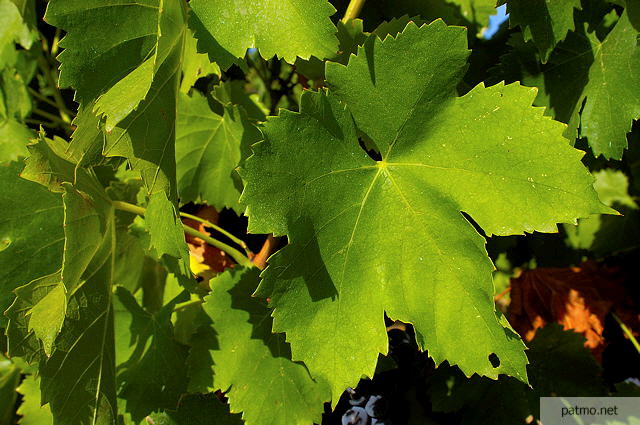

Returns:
6,137,118,425
193,268,330,424
176,91,260,211
45,0,185,129
189,0,339,63
499,0,582,63
241,22,611,401
46,0,187,205
0,161,63,327
114,287,190,422
33,186,116,425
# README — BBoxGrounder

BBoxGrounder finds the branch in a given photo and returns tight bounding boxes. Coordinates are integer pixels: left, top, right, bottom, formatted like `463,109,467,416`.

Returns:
342,0,367,22
252,235,280,270
179,211,250,255
112,201,254,269
37,56,75,123
612,313,640,355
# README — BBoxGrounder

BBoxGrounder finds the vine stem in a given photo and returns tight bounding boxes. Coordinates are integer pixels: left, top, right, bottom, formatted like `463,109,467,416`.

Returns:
342,0,367,22
33,108,73,129
28,87,60,109
112,201,254,269
173,299,204,313
179,211,250,255
612,313,640,355
37,56,74,123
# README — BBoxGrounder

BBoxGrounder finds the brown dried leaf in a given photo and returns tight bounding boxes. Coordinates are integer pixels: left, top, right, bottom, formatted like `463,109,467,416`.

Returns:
509,261,636,359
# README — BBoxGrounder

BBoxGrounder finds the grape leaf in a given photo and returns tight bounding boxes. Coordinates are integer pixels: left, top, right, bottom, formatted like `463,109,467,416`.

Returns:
176,91,260,211
498,11,640,159
16,374,54,425
0,355,20,425
6,273,64,362
357,0,494,33
38,185,117,425
241,22,612,401
146,192,189,261
145,394,243,425
0,120,32,162
428,324,605,424
6,137,118,425
526,324,606,398
212,80,268,123
45,0,185,129
565,170,640,256
180,27,220,93
0,0,31,49
195,268,330,424
0,161,63,327
499,0,582,63
189,0,339,63
47,0,188,205
114,287,190,422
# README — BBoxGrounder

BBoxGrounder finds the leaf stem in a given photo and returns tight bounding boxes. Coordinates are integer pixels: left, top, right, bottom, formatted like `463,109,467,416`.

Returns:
28,87,60,110
37,56,74,123
33,108,73,129
173,298,204,312
179,211,250,254
612,313,640,355
342,0,367,22
112,201,254,269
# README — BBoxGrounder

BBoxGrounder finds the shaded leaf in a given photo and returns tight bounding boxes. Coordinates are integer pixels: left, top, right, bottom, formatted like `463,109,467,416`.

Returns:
144,394,243,425
428,324,606,424
496,11,640,158
180,27,220,93
176,91,260,211
499,0,582,62
114,287,190,422
565,169,640,256
195,267,331,424
0,161,63,327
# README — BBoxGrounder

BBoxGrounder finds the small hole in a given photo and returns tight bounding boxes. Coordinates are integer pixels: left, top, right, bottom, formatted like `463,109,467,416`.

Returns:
489,353,500,368
358,137,382,161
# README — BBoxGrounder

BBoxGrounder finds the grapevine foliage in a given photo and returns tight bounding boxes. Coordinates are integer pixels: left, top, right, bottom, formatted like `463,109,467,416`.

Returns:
0,0,638,424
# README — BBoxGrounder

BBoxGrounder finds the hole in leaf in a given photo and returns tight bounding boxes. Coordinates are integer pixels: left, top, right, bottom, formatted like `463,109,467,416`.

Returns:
489,353,500,368
358,137,382,161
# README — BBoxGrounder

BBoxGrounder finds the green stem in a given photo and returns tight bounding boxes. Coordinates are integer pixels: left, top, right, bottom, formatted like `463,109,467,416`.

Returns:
613,313,640,355
25,118,57,128
179,212,250,254
37,56,74,123
28,87,60,110
33,108,72,129
112,201,254,269
173,299,204,313
342,0,366,22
